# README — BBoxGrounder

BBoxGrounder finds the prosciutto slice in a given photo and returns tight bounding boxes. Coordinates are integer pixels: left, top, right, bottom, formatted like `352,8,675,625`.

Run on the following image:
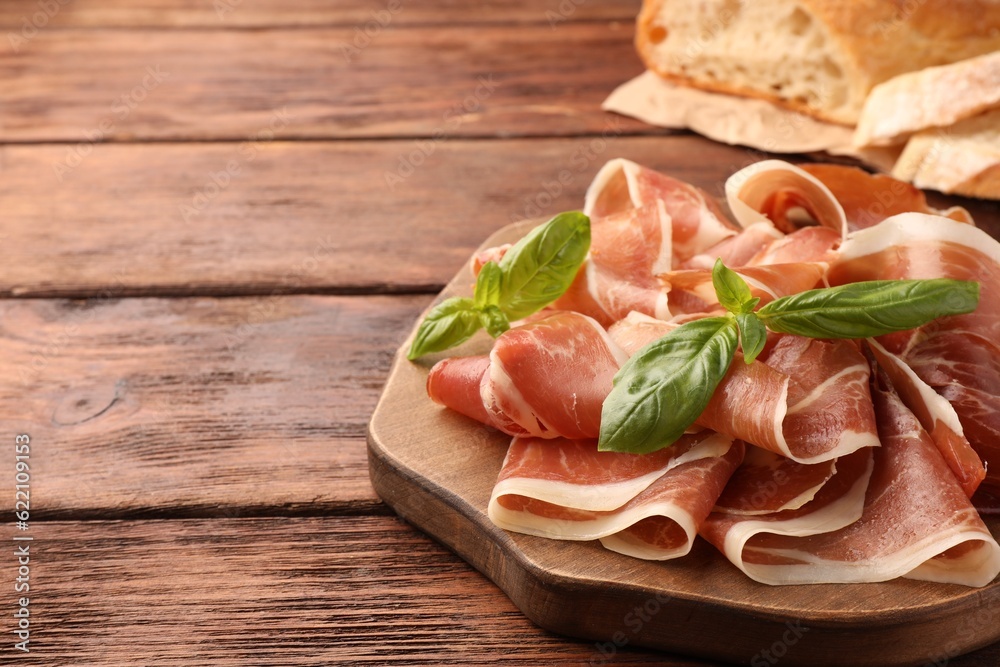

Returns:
799,164,973,230
608,314,880,463
700,378,1000,587
746,226,841,266
427,311,626,439
550,159,739,324
554,203,673,324
713,445,838,516
867,340,985,497
585,158,738,263
725,160,847,237
828,213,1000,489
489,432,744,560
678,221,783,270
659,262,826,316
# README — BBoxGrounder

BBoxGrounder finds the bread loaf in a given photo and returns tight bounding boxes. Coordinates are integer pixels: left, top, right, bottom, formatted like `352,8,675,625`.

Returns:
636,0,1000,126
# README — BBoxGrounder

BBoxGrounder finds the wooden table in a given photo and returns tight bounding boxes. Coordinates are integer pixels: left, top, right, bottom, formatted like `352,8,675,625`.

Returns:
2,1,998,664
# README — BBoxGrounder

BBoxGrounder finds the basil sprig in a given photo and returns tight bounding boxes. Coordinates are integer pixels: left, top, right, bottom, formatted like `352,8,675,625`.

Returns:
757,279,980,339
599,260,979,454
407,211,590,360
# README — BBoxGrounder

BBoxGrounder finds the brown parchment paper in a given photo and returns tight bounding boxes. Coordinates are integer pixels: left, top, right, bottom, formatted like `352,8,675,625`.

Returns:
603,72,901,172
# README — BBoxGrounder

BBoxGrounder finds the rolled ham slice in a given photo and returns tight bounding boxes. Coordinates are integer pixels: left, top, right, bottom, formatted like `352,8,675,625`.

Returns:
489,432,744,560
725,160,848,238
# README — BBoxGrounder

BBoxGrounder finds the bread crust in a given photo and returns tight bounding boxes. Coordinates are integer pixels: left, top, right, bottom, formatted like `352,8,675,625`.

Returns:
636,0,1000,125
855,52,1000,147
892,109,1000,199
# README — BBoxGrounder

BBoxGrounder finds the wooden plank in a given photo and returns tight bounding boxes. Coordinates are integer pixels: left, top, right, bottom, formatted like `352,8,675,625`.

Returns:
368,222,1000,667
0,0,639,29
3,136,998,298
0,294,431,518
6,515,717,665
0,22,653,142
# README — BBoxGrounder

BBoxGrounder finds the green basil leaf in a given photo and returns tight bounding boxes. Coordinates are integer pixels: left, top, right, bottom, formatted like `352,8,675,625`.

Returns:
479,305,510,338
713,259,758,314
474,261,503,310
407,297,482,360
498,211,590,319
737,312,767,364
757,279,980,339
599,316,738,454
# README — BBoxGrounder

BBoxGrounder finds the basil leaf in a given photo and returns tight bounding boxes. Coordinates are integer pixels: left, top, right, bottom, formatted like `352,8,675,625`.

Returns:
757,279,980,339
498,211,590,319
599,317,738,454
713,259,758,314
474,261,503,310
737,312,767,364
407,297,482,360
479,305,510,338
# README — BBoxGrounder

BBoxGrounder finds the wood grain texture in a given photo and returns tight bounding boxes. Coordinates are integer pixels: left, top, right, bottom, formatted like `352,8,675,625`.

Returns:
0,0,639,29
368,222,1000,667
0,22,653,142
4,136,998,299
0,294,433,519
3,516,718,666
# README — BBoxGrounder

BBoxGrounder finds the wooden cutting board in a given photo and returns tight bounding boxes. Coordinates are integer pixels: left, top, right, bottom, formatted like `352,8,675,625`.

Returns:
367,221,1000,667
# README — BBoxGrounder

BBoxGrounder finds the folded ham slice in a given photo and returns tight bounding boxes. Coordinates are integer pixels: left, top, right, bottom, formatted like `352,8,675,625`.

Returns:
489,432,744,560
828,213,1000,490
725,160,848,238
678,220,783,270
867,340,985,497
799,164,973,230
700,377,1000,587
658,262,826,315
427,311,626,440
554,203,673,324
713,445,838,516
724,161,972,245
585,158,738,263
608,314,880,464
551,159,739,324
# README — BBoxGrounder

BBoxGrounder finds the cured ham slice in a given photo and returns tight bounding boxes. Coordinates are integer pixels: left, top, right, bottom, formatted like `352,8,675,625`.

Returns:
725,160,847,238
746,226,841,266
659,262,826,315
550,159,740,324
678,221,783,270
828,213,1000,489
585,158,738,263
701,447,874,577
799,164,974,230
867,340,985,497
427,311,626,439
713,445,837,516
489,432,744,560
608,314,880,464
553,203,673,324
700,378,1000,587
